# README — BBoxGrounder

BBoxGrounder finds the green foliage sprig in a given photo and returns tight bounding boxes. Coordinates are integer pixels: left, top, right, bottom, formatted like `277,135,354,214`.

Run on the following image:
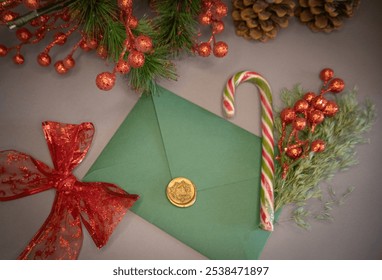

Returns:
274,86,375,228
67,0,178,93
152,0,201,57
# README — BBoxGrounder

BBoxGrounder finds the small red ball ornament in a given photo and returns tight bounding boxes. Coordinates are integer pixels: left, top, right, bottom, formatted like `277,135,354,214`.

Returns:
212,20,225,34
128,16,138,29
80,40,91,52
311,139,326,153
86,39,98,50
323,101,339,117
199,12,212,25
319,68,334,83
54,61,68,74
281,108,296,124
63,56,75,69
286,145,303,159
294,99,309,114
97,45,108,59
118,0,132,10
293,117,307,131
303,92,317,103
328,78,345,94
115,60,130,74
134,35,153,53
13,54,25,65
212,2,228,20
213,41,228,57
128,50,145,68
54,32,67,45
2,11,18,22
309,110,325,125
0,45,8,57
23,0,40,10
312,96,328,110
37,52,51,66
96,72,116,91
197,42,211,57
16,28,32,42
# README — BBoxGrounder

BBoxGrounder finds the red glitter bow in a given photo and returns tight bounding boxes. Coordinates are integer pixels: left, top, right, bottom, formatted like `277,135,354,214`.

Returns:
0,121,139,259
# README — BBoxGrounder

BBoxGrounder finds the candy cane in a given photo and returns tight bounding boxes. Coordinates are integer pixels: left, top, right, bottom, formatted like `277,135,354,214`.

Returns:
223,71,275,232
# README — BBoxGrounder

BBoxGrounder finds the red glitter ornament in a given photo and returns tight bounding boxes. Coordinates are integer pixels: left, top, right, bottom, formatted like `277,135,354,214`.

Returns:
1,11,18,22
115,60,130,74
128,16,138,29
199,12,212,25
319,68,334,83
96,72,116,91
281,108,296,124
286,145,303,159
0,45,8,57
309,110,325,125
212,2,228,20
86,39,98,50
23,0,40,10
13,54,25,65
294,99,309,114
63,56,75,69
197,42,211,57
54,32,67,45
311,139,326,153
312,96,328,110
80,40,91,52
16,28,32,42
97,45,108,59
303,92,317,104
213,41,228,57
212,20,225,34
128,50,145,68
134,35,153,53
323,101,339,117
37,52,51,67
327,78,345,94
54,61,68,74
293,117,307,131
118,0,132,10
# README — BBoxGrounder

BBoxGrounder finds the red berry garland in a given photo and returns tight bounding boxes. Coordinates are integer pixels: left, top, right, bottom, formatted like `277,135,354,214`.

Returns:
277,68,345,178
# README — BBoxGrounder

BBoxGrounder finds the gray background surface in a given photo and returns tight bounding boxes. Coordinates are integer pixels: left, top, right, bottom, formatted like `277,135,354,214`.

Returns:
0,1,381,259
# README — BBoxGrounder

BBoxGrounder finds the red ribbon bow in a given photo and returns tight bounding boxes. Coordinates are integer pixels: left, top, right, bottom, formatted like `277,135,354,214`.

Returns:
0,121,139,259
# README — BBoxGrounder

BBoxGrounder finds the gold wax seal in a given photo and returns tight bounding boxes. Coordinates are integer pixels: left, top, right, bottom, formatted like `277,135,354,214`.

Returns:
166,177,196,208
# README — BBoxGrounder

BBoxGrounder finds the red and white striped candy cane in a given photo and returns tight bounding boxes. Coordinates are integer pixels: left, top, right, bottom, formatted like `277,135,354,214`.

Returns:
223,71,275,231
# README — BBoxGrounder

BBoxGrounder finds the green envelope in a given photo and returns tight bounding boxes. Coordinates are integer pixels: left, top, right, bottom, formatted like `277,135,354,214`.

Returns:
83,85,274,259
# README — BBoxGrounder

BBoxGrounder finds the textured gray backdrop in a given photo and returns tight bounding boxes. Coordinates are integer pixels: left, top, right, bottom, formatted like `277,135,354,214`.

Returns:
0,1,381,259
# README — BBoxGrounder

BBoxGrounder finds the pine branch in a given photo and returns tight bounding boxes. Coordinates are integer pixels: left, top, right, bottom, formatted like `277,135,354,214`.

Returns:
152,0,201,57
67,0,176,93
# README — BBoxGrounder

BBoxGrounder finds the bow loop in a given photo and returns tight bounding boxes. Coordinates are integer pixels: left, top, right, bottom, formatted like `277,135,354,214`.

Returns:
77,182,139,248
0,150,53,201
0,121,139,259
42,121,94,172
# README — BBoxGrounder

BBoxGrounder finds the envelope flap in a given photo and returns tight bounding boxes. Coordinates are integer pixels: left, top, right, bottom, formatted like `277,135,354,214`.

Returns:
152,86,263,191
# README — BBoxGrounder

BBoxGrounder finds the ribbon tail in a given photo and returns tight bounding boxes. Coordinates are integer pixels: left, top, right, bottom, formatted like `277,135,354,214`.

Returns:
77,182,139,248
18,192,83,260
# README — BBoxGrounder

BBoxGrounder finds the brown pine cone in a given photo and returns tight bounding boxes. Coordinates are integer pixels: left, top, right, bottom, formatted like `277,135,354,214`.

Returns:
295,0,361,33
232,0,296,42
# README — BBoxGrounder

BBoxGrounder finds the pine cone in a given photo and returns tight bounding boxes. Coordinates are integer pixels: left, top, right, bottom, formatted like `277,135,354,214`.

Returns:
295,0,361,33
232,0,295,42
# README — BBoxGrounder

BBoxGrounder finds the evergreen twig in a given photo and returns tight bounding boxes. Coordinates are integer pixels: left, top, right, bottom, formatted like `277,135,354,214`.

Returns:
274,86,375,227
